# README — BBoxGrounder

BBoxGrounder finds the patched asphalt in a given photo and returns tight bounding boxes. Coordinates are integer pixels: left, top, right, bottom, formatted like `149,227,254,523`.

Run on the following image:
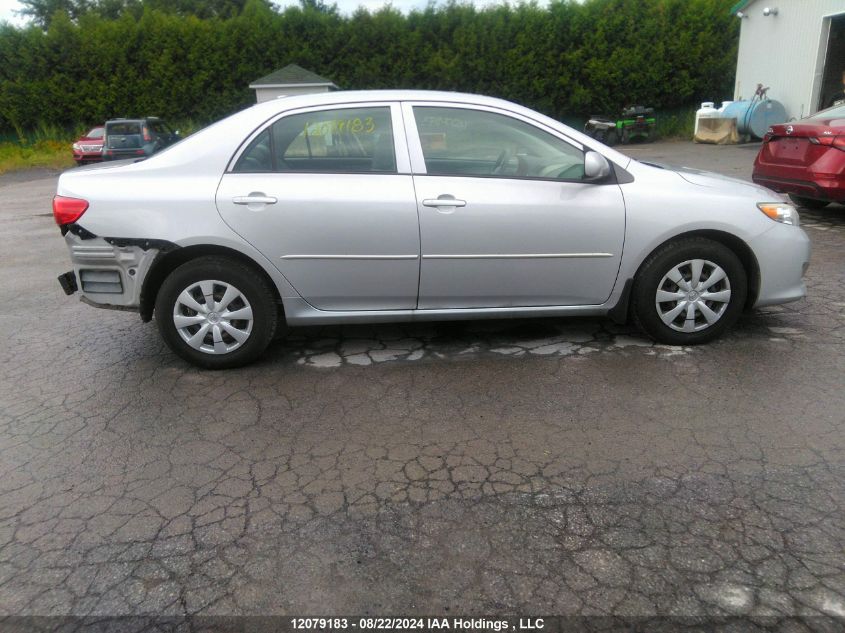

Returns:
0,142,843,628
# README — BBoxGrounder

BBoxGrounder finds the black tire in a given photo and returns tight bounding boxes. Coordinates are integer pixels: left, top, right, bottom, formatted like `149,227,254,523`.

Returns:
788,194,829,210
605,130,619,146
155,256,278,369
631,237,747,345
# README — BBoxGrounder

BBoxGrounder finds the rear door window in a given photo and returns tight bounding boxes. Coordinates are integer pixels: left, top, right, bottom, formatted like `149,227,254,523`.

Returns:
233,107,396,174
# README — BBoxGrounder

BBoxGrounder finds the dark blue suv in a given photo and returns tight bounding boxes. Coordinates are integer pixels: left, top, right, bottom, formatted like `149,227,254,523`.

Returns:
102,118,181,161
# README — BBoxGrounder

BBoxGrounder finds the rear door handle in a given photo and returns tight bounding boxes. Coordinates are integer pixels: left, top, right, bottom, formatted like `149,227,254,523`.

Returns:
422,197,466,208
232,194,277,205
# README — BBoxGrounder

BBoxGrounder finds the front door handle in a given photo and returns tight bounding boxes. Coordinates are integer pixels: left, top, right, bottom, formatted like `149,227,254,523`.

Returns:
232,193,277,205
422,197,466,208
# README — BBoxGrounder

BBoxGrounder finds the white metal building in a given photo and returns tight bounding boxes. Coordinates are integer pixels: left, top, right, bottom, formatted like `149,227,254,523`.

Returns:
732,0,845,120
249,64,338,103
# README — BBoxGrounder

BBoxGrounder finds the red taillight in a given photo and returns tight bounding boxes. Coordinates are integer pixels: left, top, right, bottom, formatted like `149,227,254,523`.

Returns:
810,136,835,146
809,135,845,150
52,195,89,226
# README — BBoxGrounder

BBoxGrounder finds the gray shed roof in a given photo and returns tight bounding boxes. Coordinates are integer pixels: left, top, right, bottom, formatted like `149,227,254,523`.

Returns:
249,64,338,89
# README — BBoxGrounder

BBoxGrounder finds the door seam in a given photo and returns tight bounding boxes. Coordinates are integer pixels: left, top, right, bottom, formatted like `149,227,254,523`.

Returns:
398,103,424,310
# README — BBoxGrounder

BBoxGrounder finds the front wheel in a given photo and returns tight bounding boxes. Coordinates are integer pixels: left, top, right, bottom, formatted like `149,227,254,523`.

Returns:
788,194,829,210
631,238,747,345
155,256,278,369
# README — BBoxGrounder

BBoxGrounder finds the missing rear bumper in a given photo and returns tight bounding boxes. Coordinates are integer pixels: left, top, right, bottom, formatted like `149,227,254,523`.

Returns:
80,296,140,313
63,229,175,311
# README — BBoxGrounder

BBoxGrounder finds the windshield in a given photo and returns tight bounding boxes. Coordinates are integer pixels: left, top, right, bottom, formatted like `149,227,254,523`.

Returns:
86,127,104,139
809,104,845,120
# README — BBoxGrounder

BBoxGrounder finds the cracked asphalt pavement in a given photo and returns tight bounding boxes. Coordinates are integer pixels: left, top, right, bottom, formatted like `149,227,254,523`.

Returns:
0,141,843,628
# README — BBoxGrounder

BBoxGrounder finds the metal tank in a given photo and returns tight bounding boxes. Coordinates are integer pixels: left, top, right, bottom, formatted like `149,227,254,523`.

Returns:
721,99,787,139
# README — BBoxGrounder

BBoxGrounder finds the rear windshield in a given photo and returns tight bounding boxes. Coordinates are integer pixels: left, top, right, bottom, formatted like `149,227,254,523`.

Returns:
809,104,845,120
86,127,104,139
106,122,142,135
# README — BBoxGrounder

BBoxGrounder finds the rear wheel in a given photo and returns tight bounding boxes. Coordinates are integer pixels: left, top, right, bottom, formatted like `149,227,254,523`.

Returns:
788,194,829,210
631,238,747,345
155,256,277,369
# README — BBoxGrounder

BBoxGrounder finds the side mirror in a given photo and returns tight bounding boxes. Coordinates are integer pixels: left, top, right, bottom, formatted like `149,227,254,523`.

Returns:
584,151,612,182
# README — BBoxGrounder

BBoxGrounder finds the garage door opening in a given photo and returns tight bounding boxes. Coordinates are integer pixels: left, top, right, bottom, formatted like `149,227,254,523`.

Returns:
817,13,845,111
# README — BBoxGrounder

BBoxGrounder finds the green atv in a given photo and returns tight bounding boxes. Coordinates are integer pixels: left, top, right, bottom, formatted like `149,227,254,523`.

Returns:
584,106,656,146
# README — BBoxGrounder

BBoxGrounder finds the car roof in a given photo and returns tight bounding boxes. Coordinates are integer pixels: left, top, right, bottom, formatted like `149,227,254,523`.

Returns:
105,117,162,124
252,90,523,114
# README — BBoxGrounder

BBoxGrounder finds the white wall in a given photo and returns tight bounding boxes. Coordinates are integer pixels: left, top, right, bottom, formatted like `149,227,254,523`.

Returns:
253,85,332,103
734,0,845,120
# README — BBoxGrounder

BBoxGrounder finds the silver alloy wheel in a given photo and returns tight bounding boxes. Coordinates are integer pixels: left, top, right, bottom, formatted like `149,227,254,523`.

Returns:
655,259,731,333
172,279,253,354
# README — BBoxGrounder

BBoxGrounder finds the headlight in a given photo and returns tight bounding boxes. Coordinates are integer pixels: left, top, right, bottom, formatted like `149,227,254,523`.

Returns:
757,202,800,226
72,142,80,151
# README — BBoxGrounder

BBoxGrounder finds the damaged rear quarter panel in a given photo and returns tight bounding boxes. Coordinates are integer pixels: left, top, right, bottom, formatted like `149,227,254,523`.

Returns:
55,158,299,311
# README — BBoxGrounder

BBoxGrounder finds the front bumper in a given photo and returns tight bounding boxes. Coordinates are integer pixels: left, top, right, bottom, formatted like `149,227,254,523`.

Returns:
749,223,811,308
72,151,103,163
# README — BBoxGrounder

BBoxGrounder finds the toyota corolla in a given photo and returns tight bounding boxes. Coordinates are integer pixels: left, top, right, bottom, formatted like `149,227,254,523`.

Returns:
53,91,811,368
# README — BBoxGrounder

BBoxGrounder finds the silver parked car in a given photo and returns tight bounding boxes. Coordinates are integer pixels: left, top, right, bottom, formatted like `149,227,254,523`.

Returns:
54,91,810,369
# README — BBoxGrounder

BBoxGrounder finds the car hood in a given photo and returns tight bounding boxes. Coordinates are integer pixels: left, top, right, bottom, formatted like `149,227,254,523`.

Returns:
641,161,780,199
76,137,104,144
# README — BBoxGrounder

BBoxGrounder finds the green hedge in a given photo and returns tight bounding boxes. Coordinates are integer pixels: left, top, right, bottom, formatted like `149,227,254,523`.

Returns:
0,0,739,134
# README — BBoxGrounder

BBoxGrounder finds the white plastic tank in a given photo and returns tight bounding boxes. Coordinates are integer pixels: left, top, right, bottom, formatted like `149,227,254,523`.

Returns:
719,101,734,111
694,102,719,137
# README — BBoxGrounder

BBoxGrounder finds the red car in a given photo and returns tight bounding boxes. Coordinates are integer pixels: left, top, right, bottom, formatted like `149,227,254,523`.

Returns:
753,104,845,209
71,126,105,164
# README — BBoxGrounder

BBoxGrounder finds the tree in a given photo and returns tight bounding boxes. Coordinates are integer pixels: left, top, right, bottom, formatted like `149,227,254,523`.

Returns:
17,0,261,27
17,0,90,28
1,0,740,133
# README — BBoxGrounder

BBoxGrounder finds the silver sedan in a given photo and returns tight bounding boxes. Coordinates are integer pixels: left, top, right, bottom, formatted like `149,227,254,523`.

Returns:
54,91,810,368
